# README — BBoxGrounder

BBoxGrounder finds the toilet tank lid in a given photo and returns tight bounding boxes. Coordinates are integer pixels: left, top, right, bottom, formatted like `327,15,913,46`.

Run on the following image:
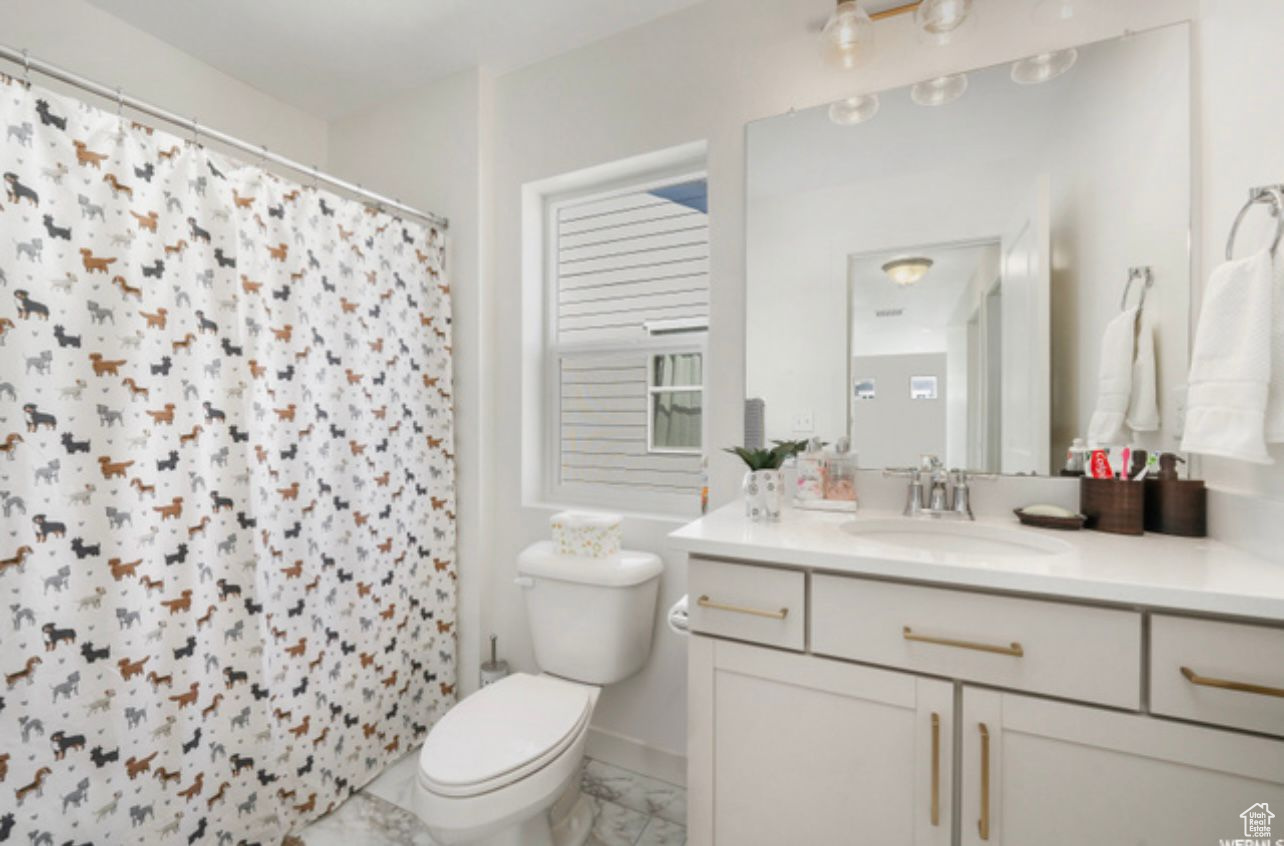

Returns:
517,541,663,587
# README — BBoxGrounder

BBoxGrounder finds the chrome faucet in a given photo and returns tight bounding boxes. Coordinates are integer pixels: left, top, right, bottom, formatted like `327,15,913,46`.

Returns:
884,456,994,520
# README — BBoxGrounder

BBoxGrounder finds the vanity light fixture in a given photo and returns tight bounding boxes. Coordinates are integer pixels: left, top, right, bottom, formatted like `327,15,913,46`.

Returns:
914,0,974,44
828,93,881,125
882,257,934,286
821,0,876,70
1010,48,1078,84
911,73,968,106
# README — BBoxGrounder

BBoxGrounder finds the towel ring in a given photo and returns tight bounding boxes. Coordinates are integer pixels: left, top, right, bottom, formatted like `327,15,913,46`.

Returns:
1121,266,1153,312
1225,185,1284,260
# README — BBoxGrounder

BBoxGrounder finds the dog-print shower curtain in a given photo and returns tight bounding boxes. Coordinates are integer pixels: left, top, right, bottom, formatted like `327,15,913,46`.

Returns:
0,76,457,844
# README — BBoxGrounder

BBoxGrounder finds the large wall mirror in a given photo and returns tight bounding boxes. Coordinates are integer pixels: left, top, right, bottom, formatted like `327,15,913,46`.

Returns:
745,24,1190,475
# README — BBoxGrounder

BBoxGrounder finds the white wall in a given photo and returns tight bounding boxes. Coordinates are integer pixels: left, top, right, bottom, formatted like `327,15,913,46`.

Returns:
851,352,947,468
6,0,326,164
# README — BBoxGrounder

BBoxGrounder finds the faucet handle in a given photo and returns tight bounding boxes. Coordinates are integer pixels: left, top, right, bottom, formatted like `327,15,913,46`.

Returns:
883,467,922,480
950,469,998,483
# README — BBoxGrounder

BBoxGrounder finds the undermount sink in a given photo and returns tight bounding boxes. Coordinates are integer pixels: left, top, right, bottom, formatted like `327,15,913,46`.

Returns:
840,518,1073,558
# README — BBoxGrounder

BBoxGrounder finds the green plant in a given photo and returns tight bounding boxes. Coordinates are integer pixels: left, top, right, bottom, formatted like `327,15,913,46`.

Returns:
723,440,805,471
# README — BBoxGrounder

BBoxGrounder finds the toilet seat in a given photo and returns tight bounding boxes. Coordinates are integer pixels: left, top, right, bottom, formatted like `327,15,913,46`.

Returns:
419,673,592,798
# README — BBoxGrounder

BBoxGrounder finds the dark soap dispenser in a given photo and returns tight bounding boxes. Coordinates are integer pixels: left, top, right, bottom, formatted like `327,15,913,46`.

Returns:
1144,453,1207,537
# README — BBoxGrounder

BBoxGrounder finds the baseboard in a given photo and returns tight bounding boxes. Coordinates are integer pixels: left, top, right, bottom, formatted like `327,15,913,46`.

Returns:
584,726,687,788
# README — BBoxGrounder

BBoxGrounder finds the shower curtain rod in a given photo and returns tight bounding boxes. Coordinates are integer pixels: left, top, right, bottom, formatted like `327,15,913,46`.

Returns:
0,43,448,229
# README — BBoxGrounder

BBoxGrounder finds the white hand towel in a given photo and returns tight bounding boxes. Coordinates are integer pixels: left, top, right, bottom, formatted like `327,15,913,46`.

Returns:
1181,249,1274,464
1126,312,1160,433
1266,252,1284,442
1087,306,1140,446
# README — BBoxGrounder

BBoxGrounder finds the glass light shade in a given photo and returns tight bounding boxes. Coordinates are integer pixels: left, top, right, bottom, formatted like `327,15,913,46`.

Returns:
914,0,974,45
822,1,875,70
828,93,881,126
1010,48,1078,84
911,73,969,106
882,257,934,286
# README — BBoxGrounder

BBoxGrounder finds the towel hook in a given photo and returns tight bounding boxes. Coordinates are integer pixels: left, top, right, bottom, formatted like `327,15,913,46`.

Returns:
1121,266,1153,312
1225,184,1284,260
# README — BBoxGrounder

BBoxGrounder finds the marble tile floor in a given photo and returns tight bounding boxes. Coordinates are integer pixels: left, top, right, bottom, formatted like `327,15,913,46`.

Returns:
296,751,686,846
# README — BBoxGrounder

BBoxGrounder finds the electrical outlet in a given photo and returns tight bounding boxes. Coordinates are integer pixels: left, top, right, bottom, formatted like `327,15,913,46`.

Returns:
792,411,814,433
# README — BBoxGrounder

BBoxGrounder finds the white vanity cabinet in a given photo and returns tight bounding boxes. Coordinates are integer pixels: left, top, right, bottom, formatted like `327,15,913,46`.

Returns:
958,688,1284,845
686,555,1284,846
689,637,953,846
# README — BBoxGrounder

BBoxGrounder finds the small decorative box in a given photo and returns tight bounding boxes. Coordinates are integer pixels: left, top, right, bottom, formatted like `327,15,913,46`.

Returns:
550,511,622,558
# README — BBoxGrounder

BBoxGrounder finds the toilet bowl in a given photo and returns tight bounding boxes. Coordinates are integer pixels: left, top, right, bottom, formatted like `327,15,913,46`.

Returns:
415,673,600,846
413,541,663,845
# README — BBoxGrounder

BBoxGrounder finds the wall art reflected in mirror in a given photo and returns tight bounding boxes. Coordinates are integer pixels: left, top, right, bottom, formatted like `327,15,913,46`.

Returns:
745,23,1191,475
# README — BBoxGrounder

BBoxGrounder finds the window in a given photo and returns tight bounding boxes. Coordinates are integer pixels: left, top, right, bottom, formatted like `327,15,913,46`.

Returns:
544,169,709,512
650,352,702,453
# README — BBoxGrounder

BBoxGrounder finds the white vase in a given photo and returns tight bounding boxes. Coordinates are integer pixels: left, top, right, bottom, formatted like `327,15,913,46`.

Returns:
743,469,784,522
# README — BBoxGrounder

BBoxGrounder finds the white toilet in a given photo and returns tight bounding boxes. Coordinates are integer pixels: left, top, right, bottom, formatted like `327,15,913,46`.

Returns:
414,541,664,846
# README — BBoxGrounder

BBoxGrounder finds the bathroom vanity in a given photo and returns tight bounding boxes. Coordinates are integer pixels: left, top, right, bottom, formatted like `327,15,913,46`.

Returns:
671,505,1284,846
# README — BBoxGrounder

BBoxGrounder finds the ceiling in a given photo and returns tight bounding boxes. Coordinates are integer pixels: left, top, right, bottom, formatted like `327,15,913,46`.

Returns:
850,242,999,348
85,0,707,118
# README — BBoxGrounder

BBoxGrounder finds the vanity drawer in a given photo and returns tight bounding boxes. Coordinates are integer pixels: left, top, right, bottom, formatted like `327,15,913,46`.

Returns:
1151,615,1284,737
687,557,805,651
811,575,1142,709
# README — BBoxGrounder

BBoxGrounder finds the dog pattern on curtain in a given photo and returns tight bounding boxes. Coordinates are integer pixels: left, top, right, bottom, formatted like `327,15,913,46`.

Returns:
0,77,456,843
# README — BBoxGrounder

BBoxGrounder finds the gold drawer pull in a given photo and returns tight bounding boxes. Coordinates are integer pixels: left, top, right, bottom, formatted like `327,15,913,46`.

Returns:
1181,666,1284,698
903,626,1024,657
697,595,789,620
978,722,991,841
930,712,940,827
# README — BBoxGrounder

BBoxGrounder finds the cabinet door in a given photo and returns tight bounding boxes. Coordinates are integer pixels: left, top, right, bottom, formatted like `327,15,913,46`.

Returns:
692,638,951,846
961,688,1284,846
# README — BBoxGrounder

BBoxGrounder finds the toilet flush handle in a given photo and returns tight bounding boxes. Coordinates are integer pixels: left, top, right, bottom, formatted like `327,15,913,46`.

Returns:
514,576,535,589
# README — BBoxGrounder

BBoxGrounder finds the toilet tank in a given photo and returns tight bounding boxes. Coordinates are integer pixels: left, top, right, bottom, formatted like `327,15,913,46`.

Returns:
517,541,664,685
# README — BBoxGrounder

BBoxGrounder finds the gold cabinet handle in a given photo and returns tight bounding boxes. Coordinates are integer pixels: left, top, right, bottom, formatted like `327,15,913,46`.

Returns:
696,595,788,620
930,712,940,827
903,626,1024,657
1180,666,1284,699
977,722,991,841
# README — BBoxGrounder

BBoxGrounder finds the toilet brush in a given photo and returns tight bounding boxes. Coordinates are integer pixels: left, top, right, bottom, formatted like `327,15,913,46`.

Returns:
480,634,510,687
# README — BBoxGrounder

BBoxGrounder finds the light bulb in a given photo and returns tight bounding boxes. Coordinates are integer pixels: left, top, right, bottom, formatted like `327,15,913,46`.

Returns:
914,0,974,45
911,73,969,106
828,93,881,126
822,1,875,70
1010,48,1078,84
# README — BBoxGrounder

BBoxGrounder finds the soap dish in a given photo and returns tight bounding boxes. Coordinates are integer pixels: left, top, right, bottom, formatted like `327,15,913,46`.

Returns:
1013,507,1086,531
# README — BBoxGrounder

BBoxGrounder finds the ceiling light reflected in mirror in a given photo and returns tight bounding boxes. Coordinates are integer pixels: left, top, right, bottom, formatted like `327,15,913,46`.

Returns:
1010,48,1078,84
828,93,882,125
881,257,934,286
911,73,969,106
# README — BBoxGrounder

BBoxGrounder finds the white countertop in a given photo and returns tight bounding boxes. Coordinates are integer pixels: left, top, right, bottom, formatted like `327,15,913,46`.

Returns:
668,503,1284,621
